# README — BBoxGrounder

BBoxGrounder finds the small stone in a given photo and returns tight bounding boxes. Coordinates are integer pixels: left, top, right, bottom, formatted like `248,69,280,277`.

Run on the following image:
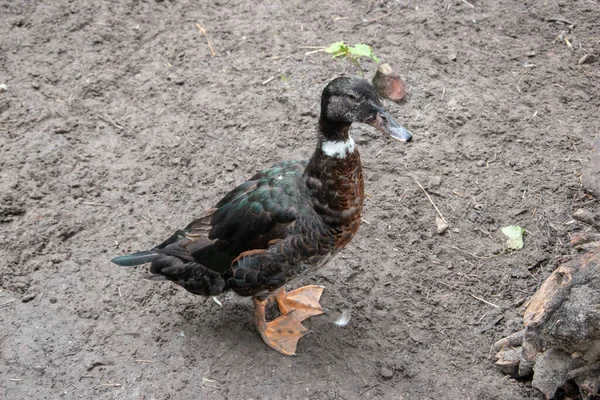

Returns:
22,293,36,303
49,253,68,264
29,191,44,200
70,188,83,199
578,54,598,65
53,122,71,134
408,329,426,343
436,215,448,234
476,159,486,167
573,209,600,228
31,81,40,90
427,175,442,189
372,63,407,103
380,367,394,379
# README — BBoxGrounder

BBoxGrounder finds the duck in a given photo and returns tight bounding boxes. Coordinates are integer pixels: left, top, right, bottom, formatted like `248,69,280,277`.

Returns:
112,77,413,355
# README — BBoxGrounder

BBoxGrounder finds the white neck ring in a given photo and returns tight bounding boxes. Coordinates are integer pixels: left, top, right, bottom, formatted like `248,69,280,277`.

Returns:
321,136,355,159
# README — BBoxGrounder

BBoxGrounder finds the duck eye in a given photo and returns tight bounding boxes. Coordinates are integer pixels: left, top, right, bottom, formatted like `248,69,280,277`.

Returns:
348,93,359,101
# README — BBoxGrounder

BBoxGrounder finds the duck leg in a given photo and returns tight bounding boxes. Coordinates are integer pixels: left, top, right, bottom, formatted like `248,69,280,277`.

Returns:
274,285,325,322
253,296,309,356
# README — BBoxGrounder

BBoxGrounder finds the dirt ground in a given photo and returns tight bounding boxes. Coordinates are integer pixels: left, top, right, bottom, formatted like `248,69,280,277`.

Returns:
1,0,599,399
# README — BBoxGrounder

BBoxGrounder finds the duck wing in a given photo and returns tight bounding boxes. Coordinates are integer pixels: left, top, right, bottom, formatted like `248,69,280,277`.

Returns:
113,160,310,276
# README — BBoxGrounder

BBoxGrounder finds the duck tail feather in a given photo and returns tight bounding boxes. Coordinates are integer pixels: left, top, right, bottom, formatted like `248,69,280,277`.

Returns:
145,274,167,281
111,250,159,267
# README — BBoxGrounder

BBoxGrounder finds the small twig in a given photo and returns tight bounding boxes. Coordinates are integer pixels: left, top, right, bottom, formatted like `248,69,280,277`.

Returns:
82,201,111,207
135,359,153,363
461,0,475,8
360,383,380,396
375,147,386,158
305,48,326,56
451,245,506,260
1,299,17,307
9,378,23,382
358,10,396,26
196,23,216,57
96,383,122,388
469,293,501,309
547,17,575,26
182,131,195,146
261,76,275,85
96,113,124,130
415,180,447,223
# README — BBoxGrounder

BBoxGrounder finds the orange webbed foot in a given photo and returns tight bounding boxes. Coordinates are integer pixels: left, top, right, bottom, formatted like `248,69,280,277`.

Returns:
253,297,309,355
275,285,325,322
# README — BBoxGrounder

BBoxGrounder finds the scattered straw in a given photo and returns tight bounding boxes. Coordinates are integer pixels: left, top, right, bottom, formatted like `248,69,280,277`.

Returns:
415,180,447,224
196,23,216,57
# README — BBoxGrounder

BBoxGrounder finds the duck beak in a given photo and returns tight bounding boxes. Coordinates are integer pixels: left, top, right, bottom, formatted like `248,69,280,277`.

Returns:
367,106,413,142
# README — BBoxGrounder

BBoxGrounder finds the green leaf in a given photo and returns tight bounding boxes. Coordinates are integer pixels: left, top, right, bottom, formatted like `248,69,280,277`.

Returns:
501,225,525,250
325,41,347,57
348,44,379,63
348,43,372,57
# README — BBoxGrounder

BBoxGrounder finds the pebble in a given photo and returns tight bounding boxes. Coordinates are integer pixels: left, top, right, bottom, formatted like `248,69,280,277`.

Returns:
578,54,598,65
427,175,442,189
22,293,36,303
372,63,407,103
380,367,394,379
436,215,448,234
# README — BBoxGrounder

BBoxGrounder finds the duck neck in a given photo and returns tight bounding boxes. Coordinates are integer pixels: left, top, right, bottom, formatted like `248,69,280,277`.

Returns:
303,117,365,236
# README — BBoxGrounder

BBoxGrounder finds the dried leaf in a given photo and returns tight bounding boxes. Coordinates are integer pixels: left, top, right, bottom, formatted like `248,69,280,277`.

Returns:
501,225,525,250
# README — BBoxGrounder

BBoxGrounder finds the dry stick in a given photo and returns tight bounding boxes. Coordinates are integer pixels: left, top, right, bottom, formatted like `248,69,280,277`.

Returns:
461,0,475,8
196,24,216,57
451,245,505,260
469,293,501,309
82,201,111,207
358,9,397,26
360,383,380,396
1,299,16,307
96,113,124,130
415,180,447,223
182,131,195,146
434,279,503,311
305,48,326,56
547,17,575,26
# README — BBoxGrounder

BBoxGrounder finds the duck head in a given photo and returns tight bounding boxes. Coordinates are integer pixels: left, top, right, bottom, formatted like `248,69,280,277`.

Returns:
320,77,413,143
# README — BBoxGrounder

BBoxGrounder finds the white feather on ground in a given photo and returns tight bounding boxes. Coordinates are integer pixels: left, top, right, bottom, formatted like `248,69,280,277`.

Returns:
334,309,351,327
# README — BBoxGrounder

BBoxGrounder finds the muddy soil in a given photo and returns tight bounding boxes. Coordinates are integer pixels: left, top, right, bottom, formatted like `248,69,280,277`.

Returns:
1,1,599,399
